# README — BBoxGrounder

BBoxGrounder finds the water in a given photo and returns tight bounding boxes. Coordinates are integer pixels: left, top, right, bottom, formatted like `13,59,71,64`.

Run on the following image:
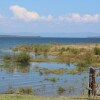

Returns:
0,62,89,96
0,37,100,49
0,37,100,96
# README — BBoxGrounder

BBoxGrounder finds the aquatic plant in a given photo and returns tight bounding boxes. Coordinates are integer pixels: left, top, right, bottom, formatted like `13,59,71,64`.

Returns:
58,86,66,95
11,43,100,67
94,47,100,55
3,54,12,63
34,67,67,75
45,77,58,83
33,44,50,56
67,69,79,75
7,86,14,94
68,86,75,94
13,52,30,63
16,87,33,95
69,48,80,54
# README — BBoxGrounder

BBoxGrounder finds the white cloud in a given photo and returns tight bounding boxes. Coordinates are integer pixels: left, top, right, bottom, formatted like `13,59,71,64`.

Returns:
59,13,100,23
10,5,53,22
9,5,100,23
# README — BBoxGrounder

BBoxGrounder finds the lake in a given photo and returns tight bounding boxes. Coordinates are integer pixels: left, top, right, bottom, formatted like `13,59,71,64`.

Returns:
0,37,100,96
0,37,100,49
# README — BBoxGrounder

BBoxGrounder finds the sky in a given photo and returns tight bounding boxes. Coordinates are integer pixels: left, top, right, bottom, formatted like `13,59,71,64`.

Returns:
0,0,100,37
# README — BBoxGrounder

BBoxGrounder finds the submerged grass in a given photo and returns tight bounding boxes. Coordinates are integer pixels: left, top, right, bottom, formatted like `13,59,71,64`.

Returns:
34,67,67,75
45,77,59,83
2,43,100,71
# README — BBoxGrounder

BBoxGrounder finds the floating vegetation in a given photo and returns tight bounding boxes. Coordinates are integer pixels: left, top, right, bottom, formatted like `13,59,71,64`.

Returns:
45,77,59,83
58,86,66,95
67,69,79,75
13,52,30,63
67,85,75,94
3,54,12,63
11,43,100,67
7,86,14,94
16,87,34,95
94,47,100,55
34,67,67,75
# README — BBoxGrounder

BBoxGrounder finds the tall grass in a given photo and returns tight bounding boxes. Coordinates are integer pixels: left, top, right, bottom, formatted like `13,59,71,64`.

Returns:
94,47,100,55
3,54,12,63
16,87,33,95
13,52,30,64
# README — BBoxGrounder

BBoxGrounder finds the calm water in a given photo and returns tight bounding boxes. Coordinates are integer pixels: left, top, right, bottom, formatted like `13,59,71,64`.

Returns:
0,37,100,49
0,37,100,96
0,62,89,96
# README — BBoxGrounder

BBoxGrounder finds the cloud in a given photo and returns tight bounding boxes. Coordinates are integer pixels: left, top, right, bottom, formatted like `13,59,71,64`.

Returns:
9,5,100,23
59,13,100,23
10,5,53,22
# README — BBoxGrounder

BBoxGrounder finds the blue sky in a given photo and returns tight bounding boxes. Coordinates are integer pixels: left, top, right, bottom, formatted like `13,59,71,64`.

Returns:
0,0,100,37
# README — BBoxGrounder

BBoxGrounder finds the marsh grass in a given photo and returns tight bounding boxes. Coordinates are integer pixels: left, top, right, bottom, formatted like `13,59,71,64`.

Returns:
94,47,100,55
6,43,100,68
15,87,34,95
3,54,12,63
58,86,66,95
13,52,30,63
45,77,59,83
34,67,67,75
7,86,14,94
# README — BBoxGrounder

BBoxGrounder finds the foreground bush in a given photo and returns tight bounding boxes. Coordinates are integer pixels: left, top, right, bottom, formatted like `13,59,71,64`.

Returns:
3,54,12,63
94,47,100,55
13,52,30,63
16,87,33,95
58,86,66,94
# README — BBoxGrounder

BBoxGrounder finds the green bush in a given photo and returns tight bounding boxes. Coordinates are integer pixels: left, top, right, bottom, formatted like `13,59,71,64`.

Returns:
3,54,12,62
34,45,50,55
70,48,79,54
7,86,14,94
16,87,33,95
45,77,58,83
58,86,66,94
13,52,30,63
94,47,100,55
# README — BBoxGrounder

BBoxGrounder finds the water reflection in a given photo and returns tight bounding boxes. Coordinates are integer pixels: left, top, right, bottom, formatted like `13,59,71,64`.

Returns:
0,62,89,96
16,63,30,73
0,63,30,74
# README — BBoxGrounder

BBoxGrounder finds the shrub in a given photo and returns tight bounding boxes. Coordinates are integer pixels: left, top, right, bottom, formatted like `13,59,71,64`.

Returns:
58,86,66,94
45,77,58,83
7,86,14,94
94,47,100,55
16,87,33,95
13,52,30,63
70,48,79,54
3,54,12,63
34,45,50,55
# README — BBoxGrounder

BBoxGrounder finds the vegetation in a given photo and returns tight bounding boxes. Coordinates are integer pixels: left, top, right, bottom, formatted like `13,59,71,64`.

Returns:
2,43,100,75
7,86,14,94
13,52,30,63
11,43,100,67
2,52,31,64
0,94,92,100
16,87,33,95
94,47,100,55
34,67,67,75
3,54,12,63
58,86,66,94
45,77,59,83
12,44,50,56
